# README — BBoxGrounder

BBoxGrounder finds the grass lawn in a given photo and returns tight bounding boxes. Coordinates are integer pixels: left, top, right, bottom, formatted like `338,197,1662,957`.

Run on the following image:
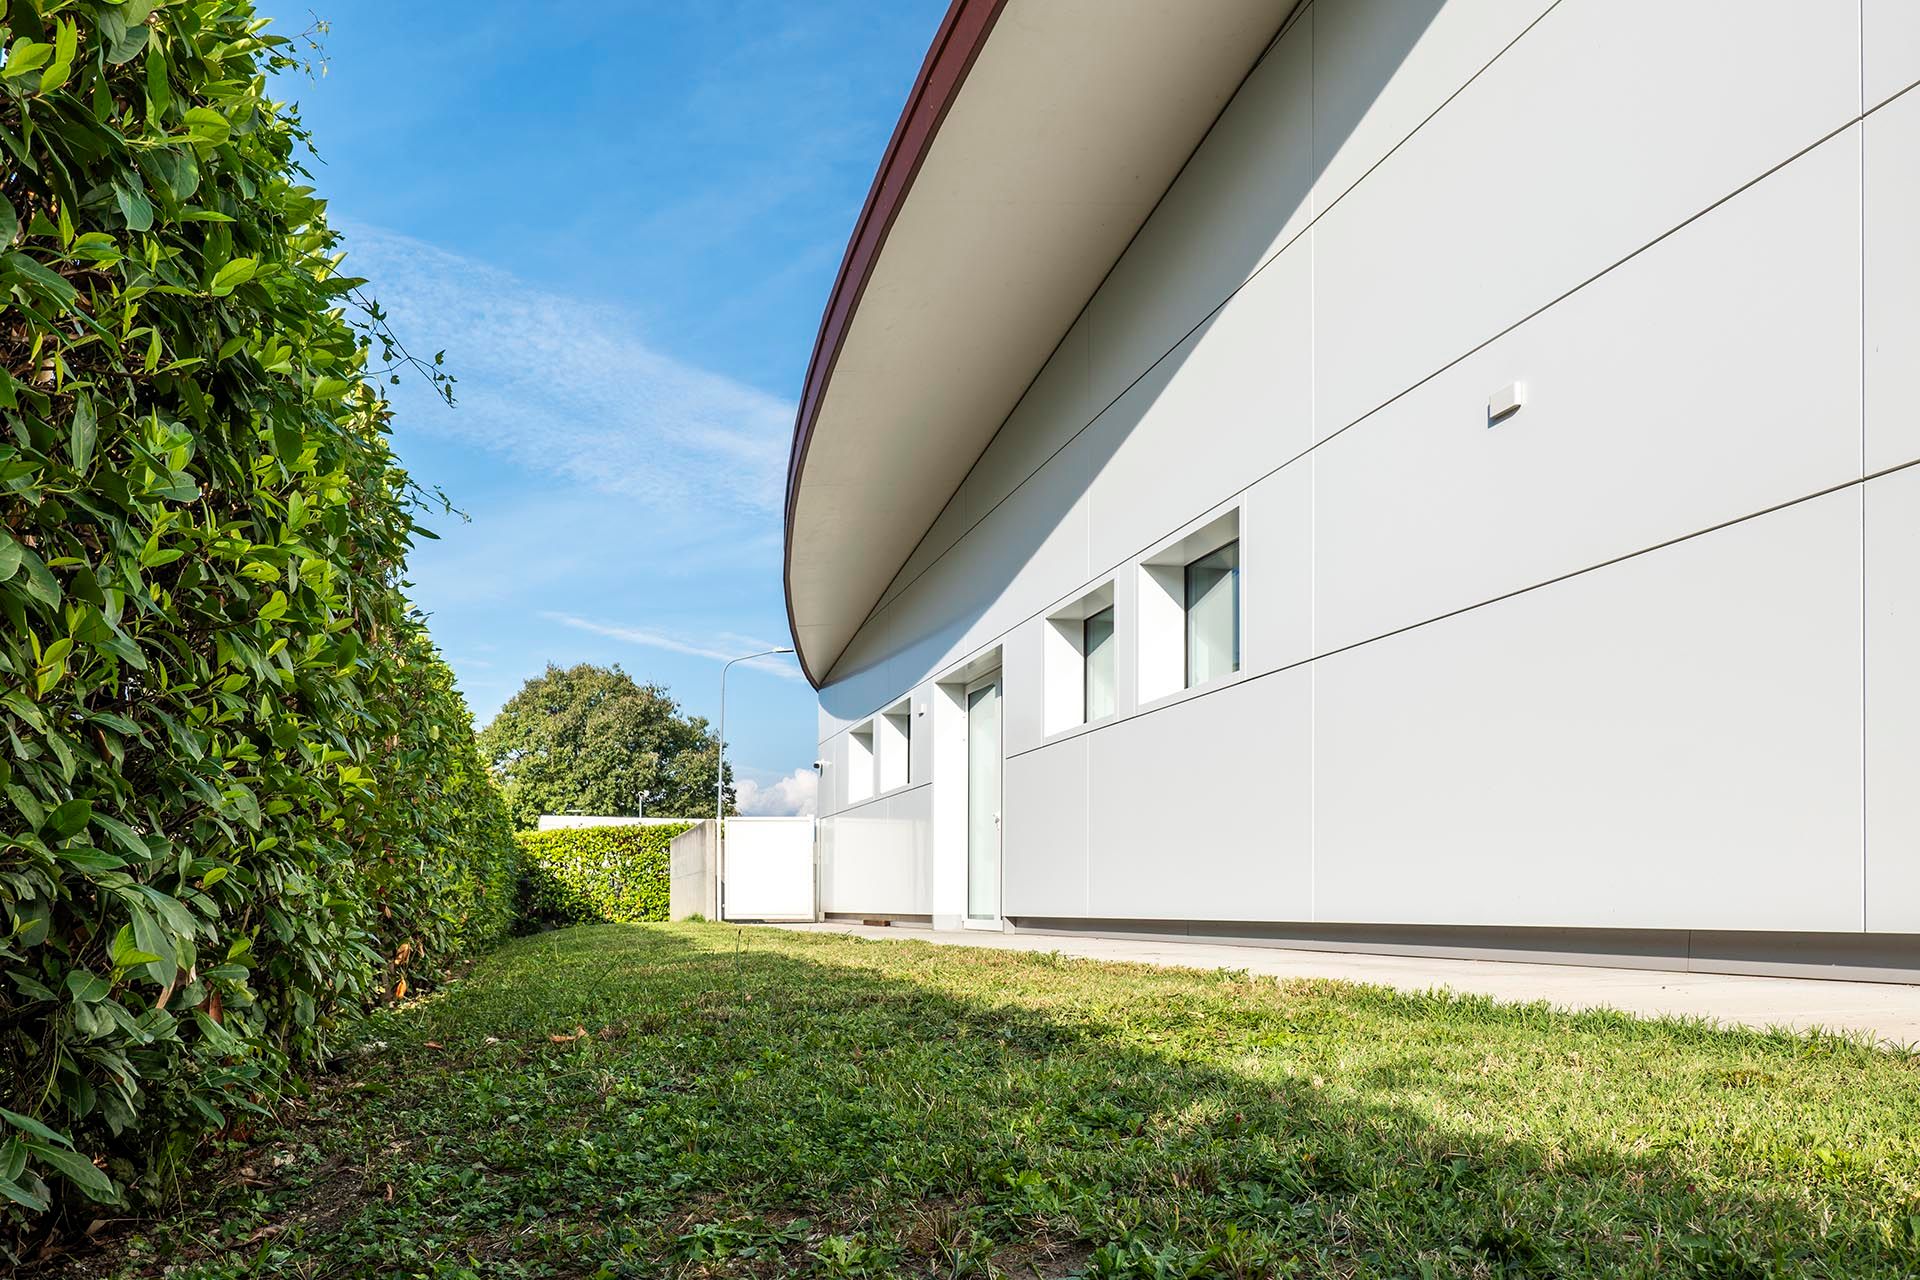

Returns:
52,922,1920,1279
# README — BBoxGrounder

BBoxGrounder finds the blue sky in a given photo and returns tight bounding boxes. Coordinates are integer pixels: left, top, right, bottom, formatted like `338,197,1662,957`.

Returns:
284,2,946,814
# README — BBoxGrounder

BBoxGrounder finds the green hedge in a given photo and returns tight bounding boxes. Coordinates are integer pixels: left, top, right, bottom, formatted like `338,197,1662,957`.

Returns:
0,0,515,1240
360,641,522,978
518,824,694,925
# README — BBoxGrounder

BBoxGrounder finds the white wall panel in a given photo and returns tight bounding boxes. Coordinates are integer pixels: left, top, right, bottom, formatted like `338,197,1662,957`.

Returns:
1085,241,1314,576
1108,561,1141,726
1003,737,1090,917
1315,491,1863,932
1866,86,1920,474
1311,0,1552,213
880,430,1092,695
1865,0,1920,112
1087,666,1312,921
961,315,1097,535
1314,131,1862,654
1001,619,1047,757
1866,468,1920,932
1313,0,1858,441
1085,15,1313,409
817,790,933,916
890,785,935,910
1240,459,1314,674
819,605,900,731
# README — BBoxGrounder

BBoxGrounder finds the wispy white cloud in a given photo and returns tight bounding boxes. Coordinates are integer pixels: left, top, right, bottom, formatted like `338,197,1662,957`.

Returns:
543,612,803,680
341,223,793,513
405,489,782,611
736,767,818,817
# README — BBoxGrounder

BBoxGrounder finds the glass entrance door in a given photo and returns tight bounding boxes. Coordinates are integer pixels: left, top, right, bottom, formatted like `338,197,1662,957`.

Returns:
965,674,1002,925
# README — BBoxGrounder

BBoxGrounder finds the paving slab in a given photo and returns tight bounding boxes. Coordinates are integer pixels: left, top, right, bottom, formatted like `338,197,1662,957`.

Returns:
767,922,1920,1048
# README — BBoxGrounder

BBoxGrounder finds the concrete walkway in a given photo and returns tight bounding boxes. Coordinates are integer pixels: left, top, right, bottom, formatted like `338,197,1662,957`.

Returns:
770,922,1920,1048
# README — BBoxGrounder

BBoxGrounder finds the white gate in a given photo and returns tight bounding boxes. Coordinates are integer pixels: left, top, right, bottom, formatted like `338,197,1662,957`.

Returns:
721,817,816,922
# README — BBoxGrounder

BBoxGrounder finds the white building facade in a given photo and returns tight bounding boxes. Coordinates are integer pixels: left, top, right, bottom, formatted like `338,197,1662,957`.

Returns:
784,0,1920,980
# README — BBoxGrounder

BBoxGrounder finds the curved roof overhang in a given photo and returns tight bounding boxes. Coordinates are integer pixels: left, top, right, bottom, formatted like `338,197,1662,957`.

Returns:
785,0,1298,687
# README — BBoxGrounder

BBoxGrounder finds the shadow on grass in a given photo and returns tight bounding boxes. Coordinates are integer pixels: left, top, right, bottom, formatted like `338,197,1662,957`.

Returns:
59,923,1920,1279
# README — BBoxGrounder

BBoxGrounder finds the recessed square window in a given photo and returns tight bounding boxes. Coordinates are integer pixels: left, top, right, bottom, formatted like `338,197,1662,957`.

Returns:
847,721,875,805
1139,508,1241,703
1043,581,1118,735
879,698,912,792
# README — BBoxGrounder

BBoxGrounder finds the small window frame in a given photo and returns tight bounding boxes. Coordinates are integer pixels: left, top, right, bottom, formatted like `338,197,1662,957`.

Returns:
1042,580,1118,737
847,720,876,805
878,698,913,794
1137,506,1242,704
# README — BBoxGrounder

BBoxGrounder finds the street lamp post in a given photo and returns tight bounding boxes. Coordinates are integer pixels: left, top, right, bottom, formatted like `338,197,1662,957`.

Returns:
715,646,795,919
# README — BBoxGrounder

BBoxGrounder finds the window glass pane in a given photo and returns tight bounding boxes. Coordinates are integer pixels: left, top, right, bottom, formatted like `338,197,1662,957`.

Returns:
1185,540,1239,688
1083,606,1115,722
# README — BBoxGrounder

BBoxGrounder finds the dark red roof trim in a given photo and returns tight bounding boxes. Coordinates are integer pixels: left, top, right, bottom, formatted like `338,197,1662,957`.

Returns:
783,0,1010,688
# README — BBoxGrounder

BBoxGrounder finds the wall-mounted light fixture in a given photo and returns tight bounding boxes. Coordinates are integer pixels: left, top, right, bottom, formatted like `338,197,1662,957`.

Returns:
1489,381,1526,425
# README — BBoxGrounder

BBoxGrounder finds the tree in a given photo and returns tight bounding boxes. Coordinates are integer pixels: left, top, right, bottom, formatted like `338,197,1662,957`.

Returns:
479,664,732,828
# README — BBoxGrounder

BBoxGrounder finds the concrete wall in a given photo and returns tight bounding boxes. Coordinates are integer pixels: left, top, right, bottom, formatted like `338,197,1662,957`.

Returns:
812,0,1920,948
669,821,718,922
